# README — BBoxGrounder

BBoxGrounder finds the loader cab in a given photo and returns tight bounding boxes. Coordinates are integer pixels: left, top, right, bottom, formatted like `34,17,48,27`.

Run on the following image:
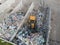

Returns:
27,15,37,33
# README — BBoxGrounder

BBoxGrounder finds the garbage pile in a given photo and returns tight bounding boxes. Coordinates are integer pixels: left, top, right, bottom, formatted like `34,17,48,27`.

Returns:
16,29,45,45
0,0,51,45
15,11,46,45
0,12,25,40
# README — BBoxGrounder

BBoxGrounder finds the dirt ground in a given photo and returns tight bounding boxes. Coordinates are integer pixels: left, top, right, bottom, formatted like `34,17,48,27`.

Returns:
45,0,60,45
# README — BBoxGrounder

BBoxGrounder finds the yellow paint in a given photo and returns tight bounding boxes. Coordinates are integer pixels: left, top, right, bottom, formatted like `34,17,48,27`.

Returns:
31,23,34,28
29,15,36,20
